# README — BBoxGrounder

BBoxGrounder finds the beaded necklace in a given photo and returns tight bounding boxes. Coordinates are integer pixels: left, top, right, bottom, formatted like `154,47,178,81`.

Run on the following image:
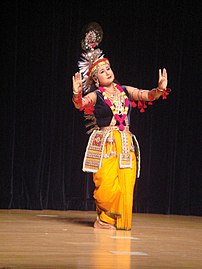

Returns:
99,84,129,131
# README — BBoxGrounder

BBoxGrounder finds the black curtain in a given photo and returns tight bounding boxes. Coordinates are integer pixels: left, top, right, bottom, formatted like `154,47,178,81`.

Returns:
0,0,201,215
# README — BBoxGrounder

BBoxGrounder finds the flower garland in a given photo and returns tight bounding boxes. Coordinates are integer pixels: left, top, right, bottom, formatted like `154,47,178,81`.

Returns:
99,84,129,131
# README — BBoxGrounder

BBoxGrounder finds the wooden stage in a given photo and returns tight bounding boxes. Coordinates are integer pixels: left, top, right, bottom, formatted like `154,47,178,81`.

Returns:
0,210,201,269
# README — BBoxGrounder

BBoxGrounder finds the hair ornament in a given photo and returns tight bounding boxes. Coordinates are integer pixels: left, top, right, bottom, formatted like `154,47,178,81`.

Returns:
78,22,106,94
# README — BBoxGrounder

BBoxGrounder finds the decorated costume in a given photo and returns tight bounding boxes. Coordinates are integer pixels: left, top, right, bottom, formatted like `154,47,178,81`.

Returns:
72,22,170,230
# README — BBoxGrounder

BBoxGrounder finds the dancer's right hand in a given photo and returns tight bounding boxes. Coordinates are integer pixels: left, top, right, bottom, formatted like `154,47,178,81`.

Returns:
72,72,82,94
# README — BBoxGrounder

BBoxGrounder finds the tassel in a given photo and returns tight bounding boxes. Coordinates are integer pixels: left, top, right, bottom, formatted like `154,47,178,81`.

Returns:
143,101,147,108
138,100,142,108
85,121,96,128
82,100,95,114
162,88,171,100
138,101,145,112
84,106,94,114
86,126,99,134
130,101,137,108
84,114,94,120
130,88,171,113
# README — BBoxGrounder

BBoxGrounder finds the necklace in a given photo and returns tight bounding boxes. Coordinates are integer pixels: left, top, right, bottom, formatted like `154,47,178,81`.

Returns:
104,85,117,98
99,84,129,131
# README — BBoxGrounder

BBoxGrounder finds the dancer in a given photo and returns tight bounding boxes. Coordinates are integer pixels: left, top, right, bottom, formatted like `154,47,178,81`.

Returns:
72,22,170,230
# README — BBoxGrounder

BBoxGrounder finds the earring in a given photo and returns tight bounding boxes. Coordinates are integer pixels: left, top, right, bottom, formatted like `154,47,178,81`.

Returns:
95,81,99,88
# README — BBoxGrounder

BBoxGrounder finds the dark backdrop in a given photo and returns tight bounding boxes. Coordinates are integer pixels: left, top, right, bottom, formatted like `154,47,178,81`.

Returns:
0,0,201,215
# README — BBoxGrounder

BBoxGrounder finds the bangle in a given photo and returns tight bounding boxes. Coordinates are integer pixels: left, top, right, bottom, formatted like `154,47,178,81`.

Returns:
73,91,80,95
156,87,164,92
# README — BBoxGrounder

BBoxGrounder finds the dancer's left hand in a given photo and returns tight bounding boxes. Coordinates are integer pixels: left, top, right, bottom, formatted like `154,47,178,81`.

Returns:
158,68,168,90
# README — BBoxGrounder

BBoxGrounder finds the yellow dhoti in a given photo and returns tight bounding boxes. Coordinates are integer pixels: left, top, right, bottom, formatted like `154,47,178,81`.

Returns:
93,130,137,230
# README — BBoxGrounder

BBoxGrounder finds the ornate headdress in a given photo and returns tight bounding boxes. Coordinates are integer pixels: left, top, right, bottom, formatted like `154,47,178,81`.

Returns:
78,22,109,94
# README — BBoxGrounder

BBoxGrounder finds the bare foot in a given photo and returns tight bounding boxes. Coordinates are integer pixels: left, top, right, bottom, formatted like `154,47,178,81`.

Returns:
94,220,116,230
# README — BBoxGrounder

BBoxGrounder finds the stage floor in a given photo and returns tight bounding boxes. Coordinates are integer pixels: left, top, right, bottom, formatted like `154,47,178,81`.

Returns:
0,210,201,269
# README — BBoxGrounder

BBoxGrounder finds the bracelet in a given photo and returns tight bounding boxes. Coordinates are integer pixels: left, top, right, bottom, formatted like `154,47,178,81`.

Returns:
73,91,80,95
156,87,164,92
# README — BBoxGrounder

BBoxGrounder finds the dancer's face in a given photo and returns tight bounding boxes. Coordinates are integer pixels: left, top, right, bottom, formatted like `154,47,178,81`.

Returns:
96,63,115,87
